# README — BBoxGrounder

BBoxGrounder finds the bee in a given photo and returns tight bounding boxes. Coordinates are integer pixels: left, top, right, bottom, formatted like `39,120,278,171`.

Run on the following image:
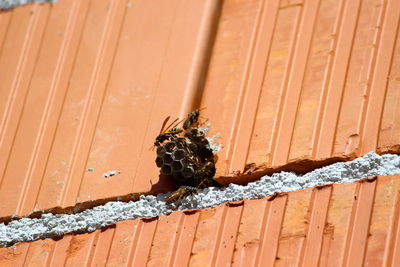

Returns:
183,108,206,130
166,186,198,205
152,116,183,149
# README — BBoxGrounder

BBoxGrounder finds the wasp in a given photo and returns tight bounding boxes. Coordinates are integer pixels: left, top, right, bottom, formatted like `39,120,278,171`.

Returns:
192,161,222,188
174,136,199,154
187,154,202,167
183,108,206,130
152,116,183,149
166,186,198,205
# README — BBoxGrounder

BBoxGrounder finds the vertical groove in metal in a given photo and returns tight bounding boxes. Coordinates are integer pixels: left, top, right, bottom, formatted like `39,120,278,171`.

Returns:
0,0,399,265
298,186,332,267
361,0,400,153
256,196,287,266
343,180,377,267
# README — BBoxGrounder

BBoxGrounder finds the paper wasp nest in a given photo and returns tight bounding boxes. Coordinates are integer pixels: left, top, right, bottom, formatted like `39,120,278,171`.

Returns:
155,128,215,184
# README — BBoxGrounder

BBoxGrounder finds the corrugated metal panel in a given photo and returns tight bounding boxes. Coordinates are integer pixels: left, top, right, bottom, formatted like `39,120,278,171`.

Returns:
0,0,221,218
0,0,398,220
201,0,400,175
0,175,399,266
0,0,399,265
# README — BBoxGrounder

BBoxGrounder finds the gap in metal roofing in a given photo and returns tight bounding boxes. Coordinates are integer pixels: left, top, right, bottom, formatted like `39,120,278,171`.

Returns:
0,0,56,10
1,152,400,247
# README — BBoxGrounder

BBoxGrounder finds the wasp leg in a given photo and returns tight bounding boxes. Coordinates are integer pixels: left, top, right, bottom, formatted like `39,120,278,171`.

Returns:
198,177,223,188
166,186,198,205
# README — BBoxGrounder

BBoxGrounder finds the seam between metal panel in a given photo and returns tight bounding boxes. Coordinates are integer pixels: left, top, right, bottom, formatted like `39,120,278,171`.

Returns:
383,19,400,141
312,0,362,159
227,205,244,266
342,179,377,267
255,195,288,266
78,0,129,198
126,221,143,266
210,205,229,266
85,230,101,266
8,4,52,209
33,0,87,213
361,0,400,153
17,0,78,215
358,0,388,154
62,0,117,205
132,0,180,190
310,0,344,159
61,0,123,206
223,0,267,172
227,0,280,172
183,213,201,266
0,12,12,64
50,0,91,207
166,213,186,267
0,4,41,186
383,190,400,266
268,4,302,166
298,186,332,267
273,0,321,166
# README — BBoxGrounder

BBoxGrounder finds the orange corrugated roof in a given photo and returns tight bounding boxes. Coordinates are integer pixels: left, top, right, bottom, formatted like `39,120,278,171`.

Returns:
202,0,400,173
0,0,221,218
0,0,399,265
0,0,399,219
0,175,399,266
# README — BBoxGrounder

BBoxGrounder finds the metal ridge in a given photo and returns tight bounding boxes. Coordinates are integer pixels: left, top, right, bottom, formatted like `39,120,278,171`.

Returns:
0,175,399,266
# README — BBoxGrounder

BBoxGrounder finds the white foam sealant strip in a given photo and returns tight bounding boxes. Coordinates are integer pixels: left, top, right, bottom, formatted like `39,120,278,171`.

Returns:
0,0,56,10
1,152,400,247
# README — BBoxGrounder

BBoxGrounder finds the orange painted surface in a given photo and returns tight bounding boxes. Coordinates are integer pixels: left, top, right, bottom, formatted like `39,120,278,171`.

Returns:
203,0,400,176
0,0,220,217
0,0,399,218
0,175,399,266
0,0,399,265
0,0,399,219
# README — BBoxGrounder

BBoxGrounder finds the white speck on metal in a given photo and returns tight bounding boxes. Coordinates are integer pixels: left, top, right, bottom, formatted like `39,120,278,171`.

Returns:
102,170,120,178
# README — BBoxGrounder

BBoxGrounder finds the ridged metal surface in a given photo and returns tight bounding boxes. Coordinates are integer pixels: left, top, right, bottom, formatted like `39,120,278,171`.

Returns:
0,0,221,218
0,175,399,266
0,0,399,265
202,0,400,176
0,0,398,220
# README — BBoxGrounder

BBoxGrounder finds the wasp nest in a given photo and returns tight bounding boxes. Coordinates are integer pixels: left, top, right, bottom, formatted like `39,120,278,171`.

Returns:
155,129,215,186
